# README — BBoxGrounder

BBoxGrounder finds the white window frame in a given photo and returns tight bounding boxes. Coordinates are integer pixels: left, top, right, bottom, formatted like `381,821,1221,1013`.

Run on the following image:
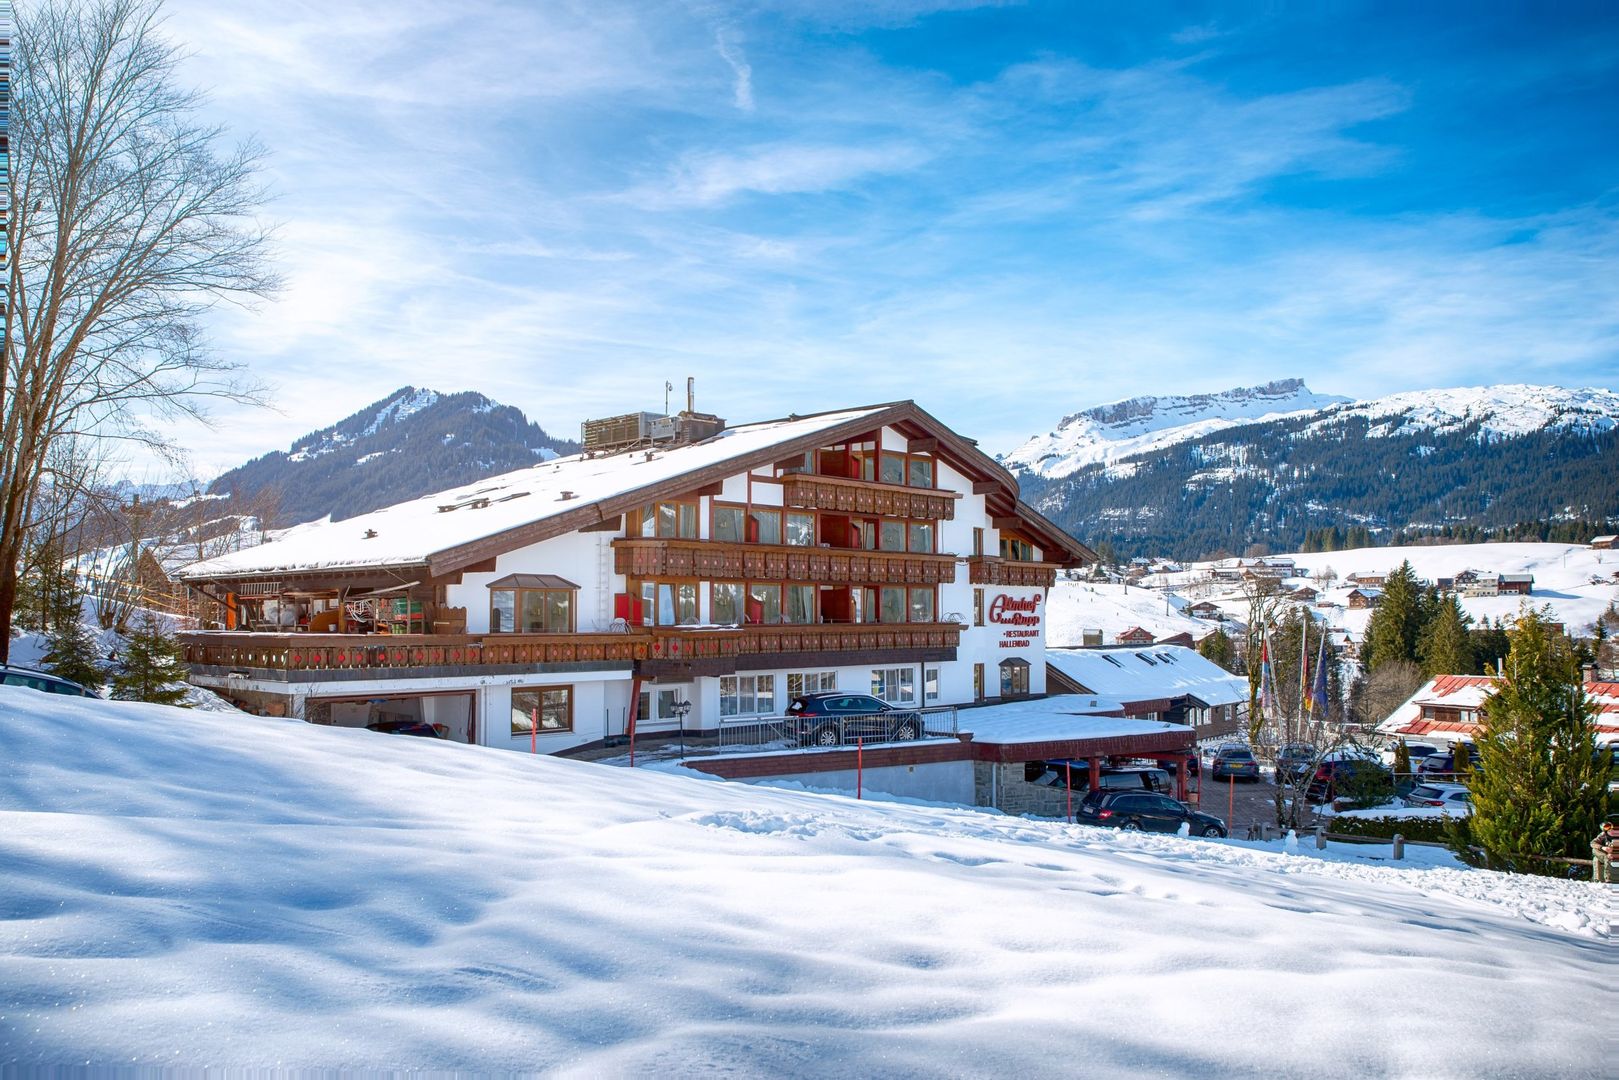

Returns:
720,674,776,717
871,667,917,705
787,671,837,698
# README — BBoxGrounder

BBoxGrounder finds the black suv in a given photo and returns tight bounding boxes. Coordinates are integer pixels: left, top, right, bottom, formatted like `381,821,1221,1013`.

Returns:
0,664,100,698
1274,743,1319,785
1077,789,1227,837
786,693,922,747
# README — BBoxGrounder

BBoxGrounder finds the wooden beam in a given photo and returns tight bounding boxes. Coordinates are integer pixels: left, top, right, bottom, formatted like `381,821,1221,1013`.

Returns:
907,436,939,453
992,516,1024,531
579,515,623,533
972,480,1000,495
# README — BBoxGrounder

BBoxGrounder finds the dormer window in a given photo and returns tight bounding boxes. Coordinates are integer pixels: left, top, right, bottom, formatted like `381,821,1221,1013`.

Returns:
488,574,577,633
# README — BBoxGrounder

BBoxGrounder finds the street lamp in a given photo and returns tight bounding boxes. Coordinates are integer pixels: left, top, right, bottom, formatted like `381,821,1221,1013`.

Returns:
673,699,692,758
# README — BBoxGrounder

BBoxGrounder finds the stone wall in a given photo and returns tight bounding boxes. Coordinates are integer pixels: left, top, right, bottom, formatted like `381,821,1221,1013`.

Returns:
973,761,1073,819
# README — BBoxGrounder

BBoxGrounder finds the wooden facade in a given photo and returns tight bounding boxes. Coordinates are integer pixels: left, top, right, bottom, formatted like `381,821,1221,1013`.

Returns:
965,555,1059,589
779,474,960,521
613,538,958,585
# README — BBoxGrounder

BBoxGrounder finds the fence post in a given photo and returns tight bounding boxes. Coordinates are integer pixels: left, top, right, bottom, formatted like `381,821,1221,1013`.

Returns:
1314,825,1326,850
1392,833,1405,861
857,737,863,800
1066,761,1073,823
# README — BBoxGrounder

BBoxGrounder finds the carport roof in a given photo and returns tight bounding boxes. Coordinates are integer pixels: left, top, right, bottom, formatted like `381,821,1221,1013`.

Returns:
959,695,1194,763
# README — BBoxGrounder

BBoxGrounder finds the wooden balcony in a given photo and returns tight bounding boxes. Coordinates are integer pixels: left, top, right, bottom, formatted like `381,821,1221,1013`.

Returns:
614,538,957,585
781,474,960,521
180,631,650,674
644,622,963,670
966,556,1060,589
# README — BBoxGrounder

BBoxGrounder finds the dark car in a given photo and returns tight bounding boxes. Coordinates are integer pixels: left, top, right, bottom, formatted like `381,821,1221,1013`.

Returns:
1274,743,1319,785
1306,758,1393,804
1210,744,1260,781
1414,747,1480,776
786,692,922,747
0,664,100,698
1029,761,1173,794
366,719,447,738
1077,789,1228,837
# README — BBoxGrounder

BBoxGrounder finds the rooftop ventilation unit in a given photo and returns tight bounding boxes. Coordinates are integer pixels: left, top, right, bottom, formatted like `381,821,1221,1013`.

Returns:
581,410,726,454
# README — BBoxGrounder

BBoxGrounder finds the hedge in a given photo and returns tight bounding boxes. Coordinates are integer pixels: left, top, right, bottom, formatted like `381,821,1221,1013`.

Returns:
1326,813,1458,844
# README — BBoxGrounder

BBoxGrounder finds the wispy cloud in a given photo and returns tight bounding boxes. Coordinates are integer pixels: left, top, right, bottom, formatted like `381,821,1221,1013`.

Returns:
150,0,1619,474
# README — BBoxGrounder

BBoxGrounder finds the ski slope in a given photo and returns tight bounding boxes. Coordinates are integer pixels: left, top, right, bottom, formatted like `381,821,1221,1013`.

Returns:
0,691,1608,1074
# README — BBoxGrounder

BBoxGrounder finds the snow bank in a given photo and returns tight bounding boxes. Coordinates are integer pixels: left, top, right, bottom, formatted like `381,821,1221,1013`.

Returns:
0,690,1609,1074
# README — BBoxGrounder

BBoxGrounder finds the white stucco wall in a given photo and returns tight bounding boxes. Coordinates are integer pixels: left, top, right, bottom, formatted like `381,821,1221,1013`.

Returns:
735,760,975,804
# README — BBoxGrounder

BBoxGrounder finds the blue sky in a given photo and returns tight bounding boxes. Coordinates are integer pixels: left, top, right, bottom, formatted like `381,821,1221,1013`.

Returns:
158,0,1619,474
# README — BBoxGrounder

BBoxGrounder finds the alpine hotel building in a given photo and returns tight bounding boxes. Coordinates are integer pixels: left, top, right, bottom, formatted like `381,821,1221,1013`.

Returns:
176,401,1094,754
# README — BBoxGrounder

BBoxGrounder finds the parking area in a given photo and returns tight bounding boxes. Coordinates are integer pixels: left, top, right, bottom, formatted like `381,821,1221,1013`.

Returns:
1189,773,1293,835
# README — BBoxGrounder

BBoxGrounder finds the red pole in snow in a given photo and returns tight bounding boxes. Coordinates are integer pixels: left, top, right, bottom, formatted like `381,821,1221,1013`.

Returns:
530,707,538,755
1228,772,1235,828
1066,761,1073,822
857,737,863,799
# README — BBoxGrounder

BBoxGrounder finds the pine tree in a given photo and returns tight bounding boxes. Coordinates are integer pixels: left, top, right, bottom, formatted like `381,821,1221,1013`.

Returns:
1467,609,1611,873
111,612,191,707
1197,628,1236,672
43,617,106,691
1417,593,1474,677
1363,561,1427,672
1392,741,1411,776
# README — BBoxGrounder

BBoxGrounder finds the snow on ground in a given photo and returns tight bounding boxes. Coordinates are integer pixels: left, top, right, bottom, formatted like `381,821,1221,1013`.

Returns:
1,691,1610,1075
1046,580,1221,646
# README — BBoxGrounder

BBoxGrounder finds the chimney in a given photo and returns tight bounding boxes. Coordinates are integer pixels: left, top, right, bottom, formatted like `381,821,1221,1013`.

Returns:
686,376,695,415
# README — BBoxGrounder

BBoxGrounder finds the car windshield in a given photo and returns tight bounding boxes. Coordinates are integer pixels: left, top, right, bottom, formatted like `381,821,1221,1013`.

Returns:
1222,750,1254,761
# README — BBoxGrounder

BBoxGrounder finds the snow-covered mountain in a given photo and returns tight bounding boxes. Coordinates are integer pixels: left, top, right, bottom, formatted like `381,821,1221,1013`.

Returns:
1004,379,1350,479
207,387,578,526
1013,382,1619,560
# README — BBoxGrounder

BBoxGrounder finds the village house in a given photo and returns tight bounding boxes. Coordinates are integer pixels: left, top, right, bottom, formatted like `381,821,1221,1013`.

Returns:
1379,674,1619,748
1590,535,1617,550
1046,645,1248,739
1498,573,1534,596
1115,626,1156,645
1346,587,1382,609
175,401,1102,754
1187,601,1226,621
1346,571,1386,588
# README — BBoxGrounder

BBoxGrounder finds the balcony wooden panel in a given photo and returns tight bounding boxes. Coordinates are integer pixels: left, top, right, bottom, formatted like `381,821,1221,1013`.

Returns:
181,631,650,673
614,538,957,585
648,621,961,659
967,556,1060,589
780,474,960,521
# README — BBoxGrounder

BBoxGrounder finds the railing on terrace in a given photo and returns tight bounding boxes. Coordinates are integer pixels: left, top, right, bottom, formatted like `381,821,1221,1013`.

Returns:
966,555,1060,589
614,538,957,585
182,621,962,675
716,705,960,752
779,474,961,521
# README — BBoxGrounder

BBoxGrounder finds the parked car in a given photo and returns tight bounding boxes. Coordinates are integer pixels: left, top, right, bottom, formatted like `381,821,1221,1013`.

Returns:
786,692,922,747
1210,744,1261,781
1384,741,1442,768
1077,789,1228,837
1026,761,1174,794
366,719,447,738
1401,782,1473,814
1274,743,1318,785
0,664,100,698
1414,747,1480,776
1306,758,1393,804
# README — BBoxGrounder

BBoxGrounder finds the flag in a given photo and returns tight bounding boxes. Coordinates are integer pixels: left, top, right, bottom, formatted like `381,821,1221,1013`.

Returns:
1259,639,1275,717
1308,631,1330,719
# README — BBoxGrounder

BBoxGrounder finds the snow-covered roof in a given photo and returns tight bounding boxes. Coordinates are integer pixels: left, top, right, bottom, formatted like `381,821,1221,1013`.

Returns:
1378,675,1619,744
1045,645,1249,709
958,695,1189,745
177,407,880,579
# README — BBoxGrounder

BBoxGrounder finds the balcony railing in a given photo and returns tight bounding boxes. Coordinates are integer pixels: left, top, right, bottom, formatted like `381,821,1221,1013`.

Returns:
182,620,962,676
646,621,962,661
966,555,1060,589
781,474,960,520
717,706,960,751
180,631,651,673
614,538,957,585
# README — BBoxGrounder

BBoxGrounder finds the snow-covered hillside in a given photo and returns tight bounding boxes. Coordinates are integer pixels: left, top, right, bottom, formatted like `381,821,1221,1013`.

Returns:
1306,384,1619,442
0,692,1608,1072
1153,542,1619,644
1004,379,1349,479
1046,579,1224,646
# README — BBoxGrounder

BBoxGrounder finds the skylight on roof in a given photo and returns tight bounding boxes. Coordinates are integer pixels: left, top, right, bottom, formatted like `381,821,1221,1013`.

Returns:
1103,655,1123,668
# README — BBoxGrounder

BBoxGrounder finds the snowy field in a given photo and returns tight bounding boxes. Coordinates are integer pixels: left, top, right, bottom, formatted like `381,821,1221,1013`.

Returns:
0,690,1611,1076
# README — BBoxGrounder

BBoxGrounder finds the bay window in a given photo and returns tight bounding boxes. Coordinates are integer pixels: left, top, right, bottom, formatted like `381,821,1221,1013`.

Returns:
488,575,577,633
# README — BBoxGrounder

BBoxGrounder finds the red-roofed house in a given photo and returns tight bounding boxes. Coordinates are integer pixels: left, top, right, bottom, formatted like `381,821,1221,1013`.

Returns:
1377,674,1619,747
1116,626,1155,645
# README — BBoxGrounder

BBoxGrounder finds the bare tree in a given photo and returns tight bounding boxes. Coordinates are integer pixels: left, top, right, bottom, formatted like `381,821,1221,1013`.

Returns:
0,0,276,661
1240,575,1287,742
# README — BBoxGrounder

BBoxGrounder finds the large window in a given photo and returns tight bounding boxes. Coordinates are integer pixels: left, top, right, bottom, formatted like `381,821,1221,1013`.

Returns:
872,667,917,705
646,501,699,539
1001,535,1035,561
925,666,941,703
489,577,576,633
877,451,935,488
908,588,935,623
880,586,907,624
748,583,782,625
785,512,816,547
788,671,838,697
908,522,934,553
1000,659,1030,698
879,520,906,552
720,674,775,717
908,457,934,488
511,686,572,735
785,585,816,625
713,505,746,543
640,581,698,625
712,582,744,625
749,508,781,546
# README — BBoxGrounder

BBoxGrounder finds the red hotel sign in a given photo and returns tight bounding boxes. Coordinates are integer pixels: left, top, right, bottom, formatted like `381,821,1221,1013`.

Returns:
989,593,1041,648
